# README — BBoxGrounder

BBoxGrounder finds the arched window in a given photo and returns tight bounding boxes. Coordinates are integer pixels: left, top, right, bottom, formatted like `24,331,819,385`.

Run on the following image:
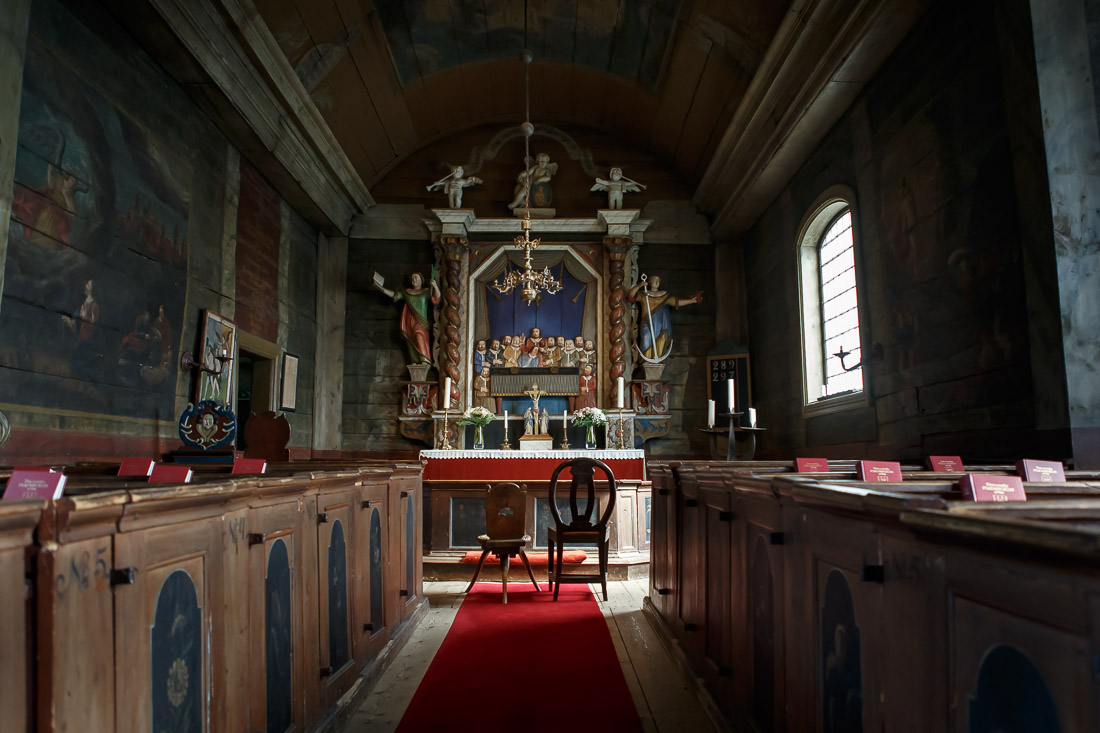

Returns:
797,187,867,413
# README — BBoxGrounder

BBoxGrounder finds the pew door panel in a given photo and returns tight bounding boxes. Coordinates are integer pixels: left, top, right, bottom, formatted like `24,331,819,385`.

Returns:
740,494,787,733
0,505,35,733
114,520,217,733
648,464,678,620
699,479,736,711
354,476,391,660
248,499,307,733
315,493,357,708
677,469,705,654
389,469,422,624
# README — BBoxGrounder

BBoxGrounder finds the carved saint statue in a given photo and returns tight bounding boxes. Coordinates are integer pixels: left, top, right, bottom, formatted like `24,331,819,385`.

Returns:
426,165,482,209
508,152,558,210
590,167,646,210
627,274,703,363
373,271,441,365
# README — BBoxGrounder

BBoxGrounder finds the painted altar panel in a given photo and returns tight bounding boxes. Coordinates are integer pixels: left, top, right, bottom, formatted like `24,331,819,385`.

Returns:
1,34,189,418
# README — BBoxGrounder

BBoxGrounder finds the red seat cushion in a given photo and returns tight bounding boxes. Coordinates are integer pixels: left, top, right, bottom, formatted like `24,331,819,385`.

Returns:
461,550,587,565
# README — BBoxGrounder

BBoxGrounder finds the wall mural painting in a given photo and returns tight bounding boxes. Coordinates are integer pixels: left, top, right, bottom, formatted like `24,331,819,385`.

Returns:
967,644,1060,733
751,537,776,733
327,520,349,671
2,38,189,417
369,508,384,634
151,569,203,733
265,538,292,733
821,568,862,733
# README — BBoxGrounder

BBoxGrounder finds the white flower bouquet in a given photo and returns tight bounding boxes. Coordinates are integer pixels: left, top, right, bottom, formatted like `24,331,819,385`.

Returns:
457,405,495,427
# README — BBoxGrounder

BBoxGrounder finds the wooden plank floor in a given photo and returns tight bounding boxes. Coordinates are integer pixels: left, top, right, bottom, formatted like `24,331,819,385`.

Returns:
342,580,720,733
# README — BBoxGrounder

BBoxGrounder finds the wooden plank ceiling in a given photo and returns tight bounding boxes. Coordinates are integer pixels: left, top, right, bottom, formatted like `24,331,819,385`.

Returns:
253,0,790,191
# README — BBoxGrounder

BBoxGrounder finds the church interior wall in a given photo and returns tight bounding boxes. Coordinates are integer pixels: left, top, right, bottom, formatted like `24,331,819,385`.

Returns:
0,0,319,462
740,0,1070,462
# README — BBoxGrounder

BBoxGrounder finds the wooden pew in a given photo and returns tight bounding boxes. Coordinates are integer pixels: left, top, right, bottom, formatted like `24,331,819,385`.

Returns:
0,499,45,733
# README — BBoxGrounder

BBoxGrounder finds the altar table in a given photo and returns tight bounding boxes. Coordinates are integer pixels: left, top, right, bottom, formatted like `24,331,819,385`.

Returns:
419,449,646,481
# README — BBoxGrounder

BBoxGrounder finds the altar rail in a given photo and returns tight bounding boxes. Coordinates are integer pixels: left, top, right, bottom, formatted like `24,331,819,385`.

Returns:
648,460,1100,732
0,461,423,733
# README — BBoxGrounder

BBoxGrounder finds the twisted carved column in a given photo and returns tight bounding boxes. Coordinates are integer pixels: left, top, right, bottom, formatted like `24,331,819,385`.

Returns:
439,235,467,409
605,236,631,404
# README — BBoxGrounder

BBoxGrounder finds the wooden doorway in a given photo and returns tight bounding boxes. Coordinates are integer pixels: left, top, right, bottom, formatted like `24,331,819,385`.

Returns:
236,331,281,449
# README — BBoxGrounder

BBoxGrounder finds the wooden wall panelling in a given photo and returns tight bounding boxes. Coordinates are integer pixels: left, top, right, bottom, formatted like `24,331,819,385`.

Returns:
0,500,45,733
698,473,735,711
314,476,358,707
354,469,392,661
112,486,237,733
247,480,310,733
35,493,126,733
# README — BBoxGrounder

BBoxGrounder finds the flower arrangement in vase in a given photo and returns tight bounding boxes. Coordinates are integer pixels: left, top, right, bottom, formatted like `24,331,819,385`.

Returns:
570,406,608,450
457,405,495,449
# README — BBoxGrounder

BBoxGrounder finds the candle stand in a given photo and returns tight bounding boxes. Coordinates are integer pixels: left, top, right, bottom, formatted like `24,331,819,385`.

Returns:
440,406,455,450
500,415,512,450
560,418,571,450
699,412,766,461
614,409,630,450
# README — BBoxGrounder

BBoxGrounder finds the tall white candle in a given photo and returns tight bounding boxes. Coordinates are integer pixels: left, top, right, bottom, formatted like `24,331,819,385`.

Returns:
748,407,757,427
707,400,715,428
564,408,569,424
503,410,508,439
617,376,625,409
443,377,451,408
727,378,735,412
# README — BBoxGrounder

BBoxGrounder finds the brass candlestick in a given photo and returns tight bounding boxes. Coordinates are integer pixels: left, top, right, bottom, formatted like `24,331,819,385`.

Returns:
560,417,571,450
441,406,455,450
500,415,512,450
615,408,629,450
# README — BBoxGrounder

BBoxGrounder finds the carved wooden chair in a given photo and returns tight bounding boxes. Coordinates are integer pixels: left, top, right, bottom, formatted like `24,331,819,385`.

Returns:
465,482,540,604
547,458,616,601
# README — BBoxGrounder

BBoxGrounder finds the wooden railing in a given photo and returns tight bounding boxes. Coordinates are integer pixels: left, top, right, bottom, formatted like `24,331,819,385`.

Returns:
647,460,1100,732
1,461,424,733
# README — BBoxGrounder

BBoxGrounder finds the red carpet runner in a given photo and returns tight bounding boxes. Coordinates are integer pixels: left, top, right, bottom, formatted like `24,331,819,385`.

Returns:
396,583,644,732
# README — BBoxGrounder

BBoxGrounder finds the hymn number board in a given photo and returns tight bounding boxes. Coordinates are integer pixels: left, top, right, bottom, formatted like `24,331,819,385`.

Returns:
706,353,751,416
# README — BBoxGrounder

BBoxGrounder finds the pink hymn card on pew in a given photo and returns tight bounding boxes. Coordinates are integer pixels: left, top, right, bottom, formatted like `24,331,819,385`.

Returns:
1016,459,1065,483
795,458,830,472
961,474,1027,502
118,457,155,477
3,469,67,500
148,465,193,484
231,458,267,474
927,455,964,472
856,460,903,482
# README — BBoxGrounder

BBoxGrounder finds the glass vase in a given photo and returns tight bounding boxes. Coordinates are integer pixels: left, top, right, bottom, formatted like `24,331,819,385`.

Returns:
585,424,597,450
473,424,485,450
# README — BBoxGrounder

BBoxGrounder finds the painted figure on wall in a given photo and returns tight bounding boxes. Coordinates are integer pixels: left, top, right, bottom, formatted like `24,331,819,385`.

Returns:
61,278,101,379
373,271,441,365
11,132,87,248
628,274,703,363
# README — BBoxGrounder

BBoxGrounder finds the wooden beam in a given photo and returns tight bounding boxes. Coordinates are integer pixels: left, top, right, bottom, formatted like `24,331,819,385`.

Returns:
692,0,930,239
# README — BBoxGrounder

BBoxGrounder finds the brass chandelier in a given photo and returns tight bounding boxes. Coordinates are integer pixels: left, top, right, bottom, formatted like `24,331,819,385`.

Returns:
492,49,562,306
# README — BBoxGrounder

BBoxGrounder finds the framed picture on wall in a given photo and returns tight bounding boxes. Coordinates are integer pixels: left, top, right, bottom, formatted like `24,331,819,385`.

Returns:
195,310,236,405
706,352,751,418
280,352,299,412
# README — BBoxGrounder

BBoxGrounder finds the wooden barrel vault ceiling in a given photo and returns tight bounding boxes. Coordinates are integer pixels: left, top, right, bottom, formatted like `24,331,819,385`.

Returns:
253,0,791,191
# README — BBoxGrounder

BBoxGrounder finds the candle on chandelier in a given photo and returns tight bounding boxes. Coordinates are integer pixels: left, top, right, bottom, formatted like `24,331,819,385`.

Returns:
707,400,715,428
727,378,735,413
617,376,625,409
443,377,451,409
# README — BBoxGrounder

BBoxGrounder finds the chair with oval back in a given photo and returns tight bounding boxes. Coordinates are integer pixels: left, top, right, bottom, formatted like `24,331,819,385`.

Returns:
546,457,617,601
464,482,540,603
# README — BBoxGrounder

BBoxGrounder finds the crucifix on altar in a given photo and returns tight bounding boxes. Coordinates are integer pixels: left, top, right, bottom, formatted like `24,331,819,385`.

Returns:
520,382,553,451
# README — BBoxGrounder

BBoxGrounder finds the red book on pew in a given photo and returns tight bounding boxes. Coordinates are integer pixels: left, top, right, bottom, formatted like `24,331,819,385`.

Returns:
960,473,1027,502
856,460,903,482
231,458,267,475
926,455,964,472
13,465,54,472
118,457,156,477
1015,459,1065,483
3,469,67,500
795,458,830,472
148,465,193,484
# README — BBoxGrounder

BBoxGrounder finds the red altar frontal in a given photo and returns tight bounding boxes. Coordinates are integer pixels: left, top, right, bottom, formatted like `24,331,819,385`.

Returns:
419,449,646,481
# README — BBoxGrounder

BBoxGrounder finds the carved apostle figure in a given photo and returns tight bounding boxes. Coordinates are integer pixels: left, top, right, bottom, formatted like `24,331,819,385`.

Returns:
373,271,441,364
628,274,703,363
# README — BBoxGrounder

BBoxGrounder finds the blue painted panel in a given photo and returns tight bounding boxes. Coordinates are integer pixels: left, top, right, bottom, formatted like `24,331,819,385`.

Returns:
151,569,202,733
328,520,349,670
266,539,292,732
369,508,384,632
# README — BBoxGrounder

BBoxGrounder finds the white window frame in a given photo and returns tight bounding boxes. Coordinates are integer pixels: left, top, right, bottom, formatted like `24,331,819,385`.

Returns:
796,185,869,416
